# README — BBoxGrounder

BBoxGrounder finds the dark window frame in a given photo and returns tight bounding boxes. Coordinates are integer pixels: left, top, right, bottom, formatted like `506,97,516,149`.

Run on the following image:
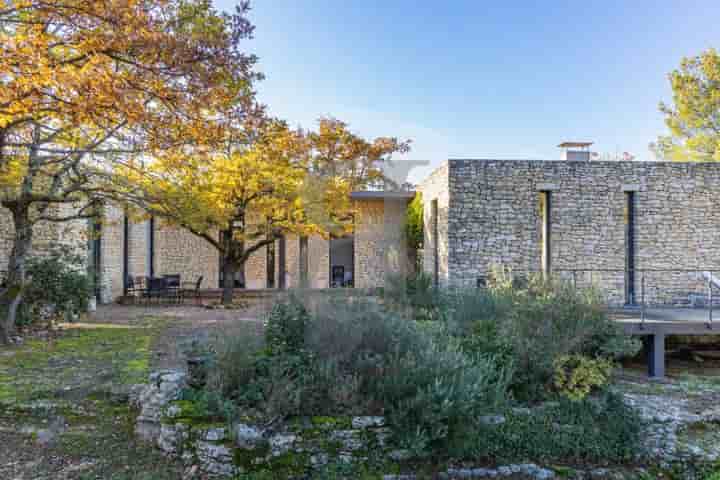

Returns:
431,199,439,286
625,191,636,305
539,191,552,276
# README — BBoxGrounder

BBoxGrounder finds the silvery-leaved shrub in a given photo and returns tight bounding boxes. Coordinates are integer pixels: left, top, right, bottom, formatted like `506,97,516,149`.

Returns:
198,296,512,458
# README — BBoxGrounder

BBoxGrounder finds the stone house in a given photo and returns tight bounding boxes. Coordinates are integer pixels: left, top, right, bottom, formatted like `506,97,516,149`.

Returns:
6,146,720,306
87,191,414,302
419,156,720,306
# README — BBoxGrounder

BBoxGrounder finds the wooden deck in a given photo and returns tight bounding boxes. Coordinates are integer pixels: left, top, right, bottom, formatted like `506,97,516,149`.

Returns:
611,307,720,378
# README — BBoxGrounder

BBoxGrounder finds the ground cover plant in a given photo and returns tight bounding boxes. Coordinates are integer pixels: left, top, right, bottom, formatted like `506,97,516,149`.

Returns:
0,316,188,479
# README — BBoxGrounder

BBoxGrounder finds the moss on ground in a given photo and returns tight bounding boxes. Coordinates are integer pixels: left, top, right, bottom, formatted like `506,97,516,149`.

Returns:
0,317,193,479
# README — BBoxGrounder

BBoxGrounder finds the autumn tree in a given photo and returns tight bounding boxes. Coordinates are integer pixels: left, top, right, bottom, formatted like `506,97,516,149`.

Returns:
0,0,259,342
654,49,720,161
307,118,411,190
126,116,410,304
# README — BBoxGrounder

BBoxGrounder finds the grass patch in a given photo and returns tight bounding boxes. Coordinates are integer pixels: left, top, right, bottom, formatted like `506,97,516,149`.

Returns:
0,316,188,479
0,318,163,405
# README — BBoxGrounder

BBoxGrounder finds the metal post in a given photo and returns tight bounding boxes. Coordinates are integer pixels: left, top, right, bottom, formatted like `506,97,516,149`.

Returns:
572,270,577,289
640,271,646,329
646,333,666,379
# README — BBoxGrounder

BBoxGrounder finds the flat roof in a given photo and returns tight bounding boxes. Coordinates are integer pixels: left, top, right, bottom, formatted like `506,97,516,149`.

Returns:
558,142,594,148
350,190,416,200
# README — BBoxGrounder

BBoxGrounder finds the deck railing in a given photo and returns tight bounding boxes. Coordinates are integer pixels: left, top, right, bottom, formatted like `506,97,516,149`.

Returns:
480,268,720,330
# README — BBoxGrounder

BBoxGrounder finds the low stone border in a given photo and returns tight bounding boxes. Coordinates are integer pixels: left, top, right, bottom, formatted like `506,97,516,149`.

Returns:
130,371,399,477
130,371,720,479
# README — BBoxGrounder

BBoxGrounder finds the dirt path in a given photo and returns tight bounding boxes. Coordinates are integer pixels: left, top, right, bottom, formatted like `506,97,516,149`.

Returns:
0,304,266,480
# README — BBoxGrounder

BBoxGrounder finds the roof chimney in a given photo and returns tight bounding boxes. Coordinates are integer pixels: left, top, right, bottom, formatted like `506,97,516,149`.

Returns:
558,142,593,161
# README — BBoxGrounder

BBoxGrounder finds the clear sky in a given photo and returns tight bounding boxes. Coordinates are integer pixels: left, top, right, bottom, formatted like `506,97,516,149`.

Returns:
217,1,720,181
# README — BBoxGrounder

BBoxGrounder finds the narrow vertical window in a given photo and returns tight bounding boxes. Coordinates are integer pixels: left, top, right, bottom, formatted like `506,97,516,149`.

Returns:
625,191,636,305
431,199,439,286
88,216,102,301
266,239,276,288
278,236,286,289
539,191,552,276
147,217,155,278
122,215,129,295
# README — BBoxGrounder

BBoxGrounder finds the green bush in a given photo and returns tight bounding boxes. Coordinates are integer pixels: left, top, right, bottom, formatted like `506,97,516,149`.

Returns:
438,271,640,402
264,296,310,355
383,272,447,322
405,192,423,251
553,354,613,401
473,391,643,464
21,246,94,324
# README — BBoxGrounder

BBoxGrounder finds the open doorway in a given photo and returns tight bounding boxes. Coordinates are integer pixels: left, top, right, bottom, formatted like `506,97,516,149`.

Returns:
329,235,354,288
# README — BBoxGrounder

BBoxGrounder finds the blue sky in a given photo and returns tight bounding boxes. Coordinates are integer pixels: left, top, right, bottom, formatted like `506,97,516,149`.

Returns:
217,1,720,181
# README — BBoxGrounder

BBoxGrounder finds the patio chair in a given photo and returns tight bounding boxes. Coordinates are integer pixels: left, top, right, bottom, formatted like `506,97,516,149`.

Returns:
163,274,181,304
143,277,168,305
125,276,137,303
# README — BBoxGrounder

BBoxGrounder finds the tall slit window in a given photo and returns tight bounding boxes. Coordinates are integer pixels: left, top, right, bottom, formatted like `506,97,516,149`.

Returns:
266,239,276,288
431,199,439,286
625,191,636,305
539,191,552,276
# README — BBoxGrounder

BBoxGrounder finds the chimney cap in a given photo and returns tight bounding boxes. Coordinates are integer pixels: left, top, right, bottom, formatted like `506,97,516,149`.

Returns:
558,141,593,149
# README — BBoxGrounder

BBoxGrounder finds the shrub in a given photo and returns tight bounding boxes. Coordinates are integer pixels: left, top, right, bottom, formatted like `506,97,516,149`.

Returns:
439,271,640,402
473,391,643,464
405,192,423,251
200,296,511,457
203,328,264,401
553,354,613,401
383,272,447,322
264,296,309,355
21,246,93,324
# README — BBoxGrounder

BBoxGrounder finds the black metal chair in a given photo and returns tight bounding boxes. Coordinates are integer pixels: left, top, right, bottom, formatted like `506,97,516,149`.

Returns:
126,276,137,304
143,277,168,305
163,274,181,304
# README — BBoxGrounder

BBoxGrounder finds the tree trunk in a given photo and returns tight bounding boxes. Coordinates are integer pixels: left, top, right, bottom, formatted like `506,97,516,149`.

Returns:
221,256,236,306
1,207,32,344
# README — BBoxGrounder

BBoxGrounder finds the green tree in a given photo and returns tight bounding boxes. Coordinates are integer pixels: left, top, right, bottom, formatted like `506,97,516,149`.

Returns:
405,192,423,251
655,49,720,161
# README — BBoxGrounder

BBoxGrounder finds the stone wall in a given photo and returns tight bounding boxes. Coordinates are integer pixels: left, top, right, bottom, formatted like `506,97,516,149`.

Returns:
127,219,150,279
154,223,219,289
0,196,413,301
308,236,330,289
285,234,300,288
354,198,411,288
99,204,124,303
442,160,720,305
244,243,267,289
0,203,88,274
419,163,451,286
132,370,395,478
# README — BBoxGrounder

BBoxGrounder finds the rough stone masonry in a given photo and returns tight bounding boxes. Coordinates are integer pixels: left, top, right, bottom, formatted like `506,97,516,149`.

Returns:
421,160,720,306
